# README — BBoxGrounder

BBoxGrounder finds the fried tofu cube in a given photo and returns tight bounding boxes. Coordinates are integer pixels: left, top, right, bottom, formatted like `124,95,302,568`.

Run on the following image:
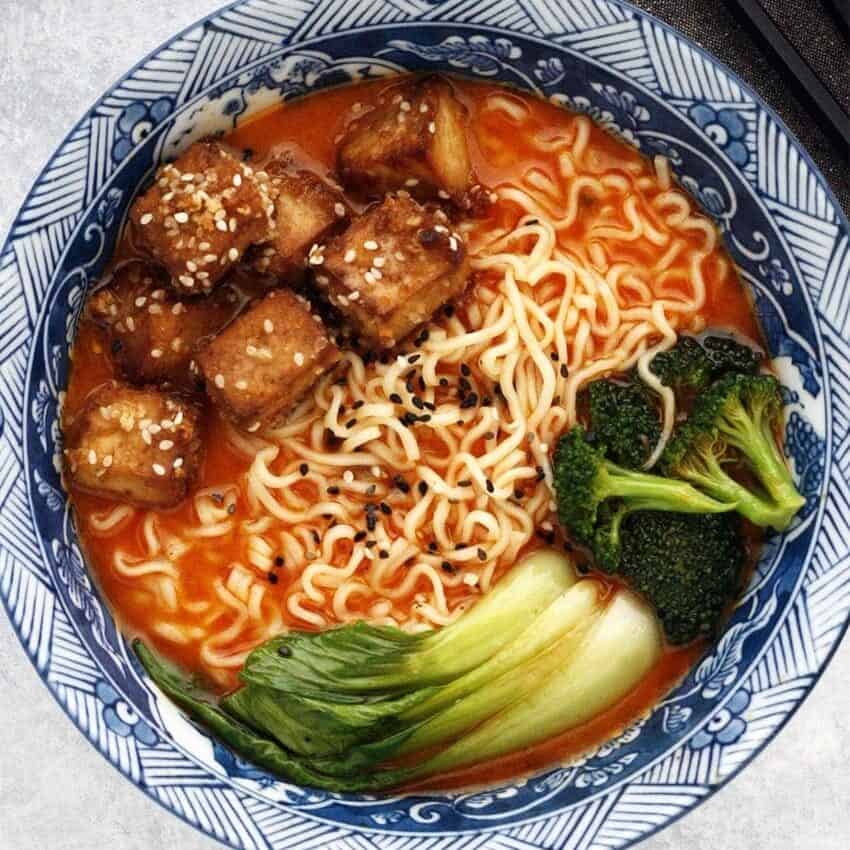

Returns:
130,140,274,294
197,289,340,430
338,76,472,201
252,167,349,278
64,382,204,507
317,193,470,347
88,260,238,388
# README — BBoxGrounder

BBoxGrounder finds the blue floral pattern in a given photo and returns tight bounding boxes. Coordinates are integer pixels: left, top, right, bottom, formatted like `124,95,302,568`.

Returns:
690,689,750,749
96,681,158,745
112,97,173,162
688,103,749,167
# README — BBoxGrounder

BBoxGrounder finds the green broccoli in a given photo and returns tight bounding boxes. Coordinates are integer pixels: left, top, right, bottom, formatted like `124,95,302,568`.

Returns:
664,373,803,531
587,379,661,469
553,426,736,572
650,335,761,394
617,510,745,644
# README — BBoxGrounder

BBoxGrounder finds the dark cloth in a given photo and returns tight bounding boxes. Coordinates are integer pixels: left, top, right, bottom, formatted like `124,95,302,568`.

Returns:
636,0,850,219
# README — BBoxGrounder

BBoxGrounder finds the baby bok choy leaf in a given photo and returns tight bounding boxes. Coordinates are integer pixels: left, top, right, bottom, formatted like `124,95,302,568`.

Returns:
240,548,577,698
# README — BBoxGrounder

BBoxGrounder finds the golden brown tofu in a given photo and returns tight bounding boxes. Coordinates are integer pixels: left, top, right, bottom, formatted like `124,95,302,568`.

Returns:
130,140,274,294
252,167,349,278
88,260,238,388
317,193,470,348
196,289,340,430
338,77,472,201
64,382,204,507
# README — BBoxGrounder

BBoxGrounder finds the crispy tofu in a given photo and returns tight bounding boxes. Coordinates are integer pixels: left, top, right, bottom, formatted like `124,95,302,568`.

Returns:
130,140,274,294
252,167,350,278
317,193,470,348
64,382,204,507
196,289,340,430
88,260,238,388
338,77,472,201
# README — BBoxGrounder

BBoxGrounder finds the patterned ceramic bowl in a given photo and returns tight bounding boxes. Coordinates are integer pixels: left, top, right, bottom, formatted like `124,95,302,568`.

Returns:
2,1,848,848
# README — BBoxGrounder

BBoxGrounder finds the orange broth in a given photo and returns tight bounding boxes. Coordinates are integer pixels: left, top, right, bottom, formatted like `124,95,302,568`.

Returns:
65,77,763,789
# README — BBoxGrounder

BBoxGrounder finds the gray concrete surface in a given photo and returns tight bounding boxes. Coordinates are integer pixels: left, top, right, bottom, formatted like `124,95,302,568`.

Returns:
0,2,848,849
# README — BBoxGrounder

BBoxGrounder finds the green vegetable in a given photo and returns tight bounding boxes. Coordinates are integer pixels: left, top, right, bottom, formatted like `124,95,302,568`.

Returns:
650,334,760,394
241,548,577,698
616,510,745,644
553,425,736,571
134,550,664,791
399,589,662,779
666,373,804,531
587,378,661,469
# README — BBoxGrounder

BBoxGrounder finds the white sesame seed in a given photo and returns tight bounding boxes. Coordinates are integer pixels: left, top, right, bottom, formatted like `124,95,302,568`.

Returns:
174,411,183,425
171,303,184,315
373,256,386,268
102,455,113,468
141,430,152,445
364,271,376,285
233,173,242,187
229,217,237,233
214,373,225,388
246,344,257,356
216,220,228,232
400,100,411,112
152,463,166,476
449,236,458,252
179,275,195,288
294,352,305,367
87,450,97,465
463,573,479,587
228,247,239,262
180,173,194,182
371,465,382,477
199,241,211,251
428,121,436,134
126,316,136,331
174,211,189,224
236,379,248,390
419,102,429,113
344,249,356,263
263,319,274,334
438,190,450,200
334,202,346,217
150,348,163,359
186,260,198,272
348,291,360,301
159,439,174,450
405,178,419,187
173,457,184,469
139,213,153,225
343,470,354,483
395,251,406,262
364,240,379,251
134,296,147,308
247,421,261,432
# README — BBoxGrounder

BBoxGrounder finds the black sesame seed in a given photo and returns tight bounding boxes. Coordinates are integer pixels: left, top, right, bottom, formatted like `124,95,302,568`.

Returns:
353,400,365,409
327,485,340,495
459,377,471,392
227,503,236,515
418,228,439,245
481,395,492,407
346,418,356,429
424,401,436,411
486,479,494,493
354,530,367,542
393,475,410,493
299,463,309,476
444,304,455,318
267,572,279,584
367,515,377,531
111,339,123,354
274,556,285,567
418,377,426,392
242,148,255,161
454,542,464,550
389,393,403,404
365,483,377,496
441,561,455,573
560,364,569,378
458,479,472,487
484,431,495,440
536,466,545,482
460,364,471,377
550,351,559,361
418,481,428,495
439,377,449,387
379,550,389,559
514,488,525,500
277,644,292,658
366,539,377,548
412,396,424,410
379,502,391,515
460,394,479,409
311,530,320,544
477,548,487,561
408,354,421,364
428,541,438,552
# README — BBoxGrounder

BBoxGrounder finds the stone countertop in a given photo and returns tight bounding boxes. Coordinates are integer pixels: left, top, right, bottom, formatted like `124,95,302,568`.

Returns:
0,2,848,849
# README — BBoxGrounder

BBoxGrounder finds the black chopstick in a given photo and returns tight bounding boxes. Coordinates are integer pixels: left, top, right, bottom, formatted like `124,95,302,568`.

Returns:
723,0,850,160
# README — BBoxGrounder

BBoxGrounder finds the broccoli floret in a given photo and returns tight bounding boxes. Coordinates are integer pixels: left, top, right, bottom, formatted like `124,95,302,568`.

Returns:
553,426,736,572
703,335,762,376
650,335,762,395
673,373,804,531
587,379,660,469
618,511,745,645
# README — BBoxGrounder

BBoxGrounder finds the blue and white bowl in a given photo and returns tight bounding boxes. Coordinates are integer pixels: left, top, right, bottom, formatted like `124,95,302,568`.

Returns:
2,1,848,847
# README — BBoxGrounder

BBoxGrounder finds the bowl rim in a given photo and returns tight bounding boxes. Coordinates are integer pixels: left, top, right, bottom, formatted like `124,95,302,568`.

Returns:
1,1,847,848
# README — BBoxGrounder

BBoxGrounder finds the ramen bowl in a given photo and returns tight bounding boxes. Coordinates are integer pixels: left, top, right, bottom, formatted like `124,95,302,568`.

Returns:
2,1,848,847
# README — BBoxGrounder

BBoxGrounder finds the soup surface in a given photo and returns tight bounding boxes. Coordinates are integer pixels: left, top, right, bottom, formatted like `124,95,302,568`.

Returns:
65,76,765,787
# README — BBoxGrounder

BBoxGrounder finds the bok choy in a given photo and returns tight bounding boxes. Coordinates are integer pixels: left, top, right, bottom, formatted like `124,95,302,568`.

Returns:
135,549,663,791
